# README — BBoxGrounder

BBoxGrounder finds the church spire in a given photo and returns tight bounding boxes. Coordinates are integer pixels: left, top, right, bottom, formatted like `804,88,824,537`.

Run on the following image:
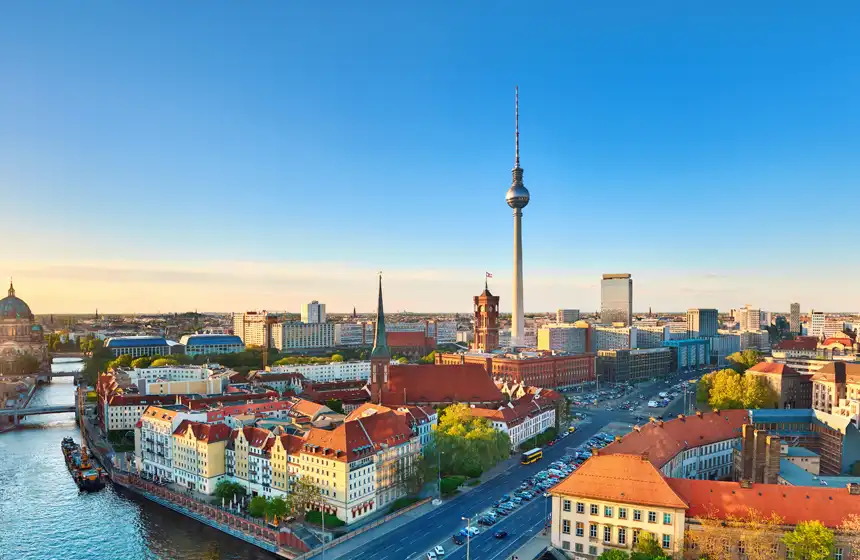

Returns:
371,273,389,358
8,278,14,298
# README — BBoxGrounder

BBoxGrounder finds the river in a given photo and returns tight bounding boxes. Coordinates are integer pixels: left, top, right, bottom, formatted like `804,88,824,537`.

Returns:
0,360,274,560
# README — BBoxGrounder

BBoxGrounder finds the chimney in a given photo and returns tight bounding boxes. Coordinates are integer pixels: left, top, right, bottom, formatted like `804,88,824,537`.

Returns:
714,408,720,415
641,452,649,462
592,448,600,457
740,480,753,489
614,435,622,442
696,411,703,418
633,425,641,432
848,483,860,495
677,414,685,421
658,420,664,427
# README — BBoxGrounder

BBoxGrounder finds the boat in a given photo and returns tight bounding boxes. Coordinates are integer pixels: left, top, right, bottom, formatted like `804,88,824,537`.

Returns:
61,436,107,492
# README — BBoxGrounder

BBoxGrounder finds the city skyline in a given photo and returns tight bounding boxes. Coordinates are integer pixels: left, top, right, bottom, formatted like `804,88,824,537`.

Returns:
3,2,860,312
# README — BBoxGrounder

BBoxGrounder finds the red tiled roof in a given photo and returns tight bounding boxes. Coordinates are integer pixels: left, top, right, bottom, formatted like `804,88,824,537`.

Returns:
380,364,504,405
387,331,431,348
774,338,818,351
823,337,853,346
230,426,275,449
290,398,327,418
552,454,688,510
182,390,279,409
667,478,860,528
108,394,175,407
304,421,373,462
747,362,800,376
303,387,369,404
256,373,306,382
601,410,749,468
279,433,305,454
174,420,231,443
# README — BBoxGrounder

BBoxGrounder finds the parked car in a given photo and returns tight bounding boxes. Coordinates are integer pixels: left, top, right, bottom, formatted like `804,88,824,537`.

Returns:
427,552,437,560
434,545,445,556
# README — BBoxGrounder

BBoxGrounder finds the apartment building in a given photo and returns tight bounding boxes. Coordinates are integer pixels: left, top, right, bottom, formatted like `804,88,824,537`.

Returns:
593,325,637,351
635,325,670,349
272,322,336,350
469,391,558,449
810,310,826,339
556,309,580,323
597,347,673,383
301,301,326,324
268,360,371,384
172,420,231,494
537,323,588,353
745,362,812,409
790,303,801,334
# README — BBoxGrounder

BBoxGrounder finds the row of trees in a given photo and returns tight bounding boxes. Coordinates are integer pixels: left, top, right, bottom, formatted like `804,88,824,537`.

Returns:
597,533,670,559
44,332,78,352
696,368,778,410
426,403,511,479
213,476,324,522
683,509,860,560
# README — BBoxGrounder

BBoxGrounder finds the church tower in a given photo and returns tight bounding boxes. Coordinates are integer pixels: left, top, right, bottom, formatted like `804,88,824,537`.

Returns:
370,275,390,404
473,278,500,352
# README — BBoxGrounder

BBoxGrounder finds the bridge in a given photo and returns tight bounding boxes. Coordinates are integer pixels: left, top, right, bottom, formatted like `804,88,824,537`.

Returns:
51,352,86,359
0,404,77,417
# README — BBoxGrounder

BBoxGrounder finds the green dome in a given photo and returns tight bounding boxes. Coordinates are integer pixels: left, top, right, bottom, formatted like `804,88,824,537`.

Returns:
0,282,33,319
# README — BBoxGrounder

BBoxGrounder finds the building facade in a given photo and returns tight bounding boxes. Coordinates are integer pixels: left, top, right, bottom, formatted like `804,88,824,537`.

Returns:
473,283,500,352
556,309,580,323
686,308,718,338
537,324,588,354
745,362,812,409
178,334,245,356
104,336,171,358
271,322,336,350
600,274,633,326
790,302,801,334
636,325,670,349
301,301,326,324
597,347,673,383
0,282,48,373
594,325,637,351
663,339,710,374
266,361,371,384
172,420,231,494
810,311,826,339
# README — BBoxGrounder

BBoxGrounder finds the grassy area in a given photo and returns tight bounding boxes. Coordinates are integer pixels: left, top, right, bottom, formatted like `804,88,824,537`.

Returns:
305,511,345,528
465,478,480,487
388,496,421,514
518,427,558,452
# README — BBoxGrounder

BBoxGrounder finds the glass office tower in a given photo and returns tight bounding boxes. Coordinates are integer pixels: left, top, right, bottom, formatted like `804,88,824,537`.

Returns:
600,273,633,326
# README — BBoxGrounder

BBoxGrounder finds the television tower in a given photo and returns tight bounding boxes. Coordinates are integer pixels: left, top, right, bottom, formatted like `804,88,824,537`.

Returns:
505,87,530,347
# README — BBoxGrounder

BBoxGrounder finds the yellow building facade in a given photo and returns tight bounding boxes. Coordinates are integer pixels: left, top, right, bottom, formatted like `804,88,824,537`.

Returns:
172,420,231,495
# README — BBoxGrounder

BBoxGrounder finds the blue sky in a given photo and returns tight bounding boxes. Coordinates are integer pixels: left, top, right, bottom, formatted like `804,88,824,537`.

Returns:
1,1,859,313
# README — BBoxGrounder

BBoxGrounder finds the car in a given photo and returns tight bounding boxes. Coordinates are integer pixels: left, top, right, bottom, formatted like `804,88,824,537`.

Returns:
452,536,464,546
434,546,445,556
426,552,437,560
494,508,510,516
494,531,509,539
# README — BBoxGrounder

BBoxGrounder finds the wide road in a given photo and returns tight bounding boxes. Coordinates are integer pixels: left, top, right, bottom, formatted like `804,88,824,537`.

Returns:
325,410,620,560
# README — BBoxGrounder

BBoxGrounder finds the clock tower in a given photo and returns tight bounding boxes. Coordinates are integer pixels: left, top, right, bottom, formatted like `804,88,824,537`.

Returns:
473,278,500,352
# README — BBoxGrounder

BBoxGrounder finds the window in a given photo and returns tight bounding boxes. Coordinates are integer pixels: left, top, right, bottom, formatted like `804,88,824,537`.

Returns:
834,548,843,560
589,546,598,556
662,534,671,549
575,543,583,553
563,499,571,512
562,520,571,534
648,511,657,523
633,509,642,521
590,504,599,515
604,506,614,518
632,529,640,545
618,527,627,545
589,524,598,539
663,513,672,525
562,541,570,551
618,507,627,520
604,526,612,543
576,522,584,537
576,502,585,514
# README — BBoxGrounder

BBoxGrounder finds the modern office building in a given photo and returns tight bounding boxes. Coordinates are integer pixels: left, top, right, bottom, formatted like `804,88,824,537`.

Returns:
810,310,826,339
301,301,326,324
735,305,761,332
686,308,718,338
556,309,580,324
635,325,670,349
760,310,773,328
708,331,741,366
537,323,588,354
179,334,245,357
597,347,673,383
790,302,801,334
600,274,633,326
662,338,710,374
593,325,637,351
271,322,336,350
739,330,770,351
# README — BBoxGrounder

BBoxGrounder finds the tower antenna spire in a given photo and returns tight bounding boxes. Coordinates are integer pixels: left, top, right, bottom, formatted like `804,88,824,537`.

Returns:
515,86,520,168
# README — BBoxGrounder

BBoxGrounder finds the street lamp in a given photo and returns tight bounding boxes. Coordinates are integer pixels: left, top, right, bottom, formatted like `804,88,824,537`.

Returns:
437,447,443,500
461,516,472,560
543,492,550,534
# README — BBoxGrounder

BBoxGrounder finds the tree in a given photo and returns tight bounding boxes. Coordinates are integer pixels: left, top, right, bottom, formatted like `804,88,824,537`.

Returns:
213,480,246,503
150,357,180,367
726,349,762,373
248,495,268,518
289,476,323,517
697,373,713,404
131,356,153,369
708,368,744,409
686,508,783,560
598,550,630,560
839,513,860,558
632,532,663,559
418,351,436,364
107,354,133,370
742,375,778,409
325,398,344,414
783,520,835,560
431,403,512,478
267,496,288,522
330,354,344,362
397,357,408,364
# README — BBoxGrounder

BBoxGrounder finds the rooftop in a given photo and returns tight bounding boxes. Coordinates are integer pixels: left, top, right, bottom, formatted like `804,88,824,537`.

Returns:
747,362,801,376
379,364,504,405
551,453,688,510
179,334,244,346
105,336,169,348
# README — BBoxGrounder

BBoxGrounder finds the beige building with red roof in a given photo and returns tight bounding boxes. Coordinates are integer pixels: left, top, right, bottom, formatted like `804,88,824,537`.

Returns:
469,388,559,449
745,362,812,409
550,453,860,560
601,410,750,480
172,420,231,494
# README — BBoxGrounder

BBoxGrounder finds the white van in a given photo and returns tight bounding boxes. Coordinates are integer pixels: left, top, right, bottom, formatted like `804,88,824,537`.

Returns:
658,392,668,398
648,401,659,408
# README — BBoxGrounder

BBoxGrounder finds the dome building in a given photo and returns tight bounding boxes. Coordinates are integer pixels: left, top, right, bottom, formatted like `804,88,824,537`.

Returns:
0,281,47,372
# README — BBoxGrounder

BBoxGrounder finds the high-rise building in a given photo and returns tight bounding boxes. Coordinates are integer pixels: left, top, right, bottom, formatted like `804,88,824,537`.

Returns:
473,280,500,352
736,305,761,332
231,311,284,347
600,274,633,326
790,303,801,334
506,87,530,347
537,323,588,353
556,309,580,324
271,322,336,350
636,325,670,348
760,311,773,328
686,308,718,338
810,310,826,339
593,325,637,351
301,301,326,324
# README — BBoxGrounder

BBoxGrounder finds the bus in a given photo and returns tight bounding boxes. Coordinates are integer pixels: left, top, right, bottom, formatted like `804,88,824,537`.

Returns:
568,425,576,433
521,448,543,465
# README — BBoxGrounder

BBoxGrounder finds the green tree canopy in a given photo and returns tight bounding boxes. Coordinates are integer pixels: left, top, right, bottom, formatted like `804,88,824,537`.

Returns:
743,374,778,409
598,550,631,560
330,353,344,362
325,398,344,414
726,349,762,373
213,480,246,503
150,357,180,367
782,520,834,560
248,495,268,518
632,532,664,559
428,403,511,479
130,356,154,369
708,368,745,409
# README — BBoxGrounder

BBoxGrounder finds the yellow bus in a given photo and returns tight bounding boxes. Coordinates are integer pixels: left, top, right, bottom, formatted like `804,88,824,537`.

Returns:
568,426,576,433
521,448,543,465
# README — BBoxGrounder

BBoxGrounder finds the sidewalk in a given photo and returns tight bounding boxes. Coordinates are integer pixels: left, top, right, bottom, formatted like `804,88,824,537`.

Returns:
506,533,551,560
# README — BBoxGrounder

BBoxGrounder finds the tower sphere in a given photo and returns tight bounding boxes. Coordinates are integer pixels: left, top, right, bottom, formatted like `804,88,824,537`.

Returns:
506,181,530,209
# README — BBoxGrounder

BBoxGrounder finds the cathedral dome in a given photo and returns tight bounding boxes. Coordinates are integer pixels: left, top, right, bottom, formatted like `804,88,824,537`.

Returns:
0,282,33,319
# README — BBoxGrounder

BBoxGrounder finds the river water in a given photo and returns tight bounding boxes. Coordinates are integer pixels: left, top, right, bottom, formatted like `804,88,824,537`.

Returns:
0,361,274,560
